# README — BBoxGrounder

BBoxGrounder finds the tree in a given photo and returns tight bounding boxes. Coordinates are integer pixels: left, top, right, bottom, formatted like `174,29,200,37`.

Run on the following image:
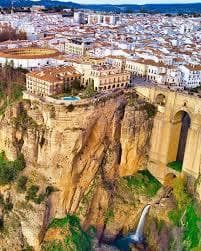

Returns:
71,79,81,90
0,25,27,42
82,83,96,98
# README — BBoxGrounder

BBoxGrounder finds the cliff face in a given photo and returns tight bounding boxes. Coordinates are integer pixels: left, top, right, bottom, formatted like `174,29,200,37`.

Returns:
0,92,154,250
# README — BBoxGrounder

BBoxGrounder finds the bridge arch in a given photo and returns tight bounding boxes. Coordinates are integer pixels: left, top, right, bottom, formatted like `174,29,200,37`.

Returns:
167,110,191,170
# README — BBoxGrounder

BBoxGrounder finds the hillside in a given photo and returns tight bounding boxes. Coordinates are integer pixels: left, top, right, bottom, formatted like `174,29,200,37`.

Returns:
0,1,201,14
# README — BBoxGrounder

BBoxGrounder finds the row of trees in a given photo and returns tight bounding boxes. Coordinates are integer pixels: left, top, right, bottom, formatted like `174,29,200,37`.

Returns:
0,65,27,114
0,26,27,42
0,64,27,83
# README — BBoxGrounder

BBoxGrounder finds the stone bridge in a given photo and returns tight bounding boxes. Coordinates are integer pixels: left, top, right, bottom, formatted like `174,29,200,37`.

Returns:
135,85,201,184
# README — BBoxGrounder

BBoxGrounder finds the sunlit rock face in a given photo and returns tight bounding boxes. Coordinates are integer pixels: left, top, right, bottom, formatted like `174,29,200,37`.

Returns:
0,92,154,249
120,105,152,176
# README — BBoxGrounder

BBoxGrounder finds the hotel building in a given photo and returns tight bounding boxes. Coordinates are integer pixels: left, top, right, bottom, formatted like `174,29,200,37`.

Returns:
26,66,81,96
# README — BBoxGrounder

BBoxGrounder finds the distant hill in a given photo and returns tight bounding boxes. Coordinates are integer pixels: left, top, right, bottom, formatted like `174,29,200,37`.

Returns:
0,1,201,14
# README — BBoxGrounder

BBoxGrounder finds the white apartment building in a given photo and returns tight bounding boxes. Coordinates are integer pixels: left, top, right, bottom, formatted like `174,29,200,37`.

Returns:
180,64,201,88
74,12,85,24
88,14,119,26
65,39,92,56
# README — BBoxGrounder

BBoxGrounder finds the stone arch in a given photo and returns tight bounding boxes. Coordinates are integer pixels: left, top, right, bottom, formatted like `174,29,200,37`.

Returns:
155,93,166,106
167,110,191,170
173,107,193,122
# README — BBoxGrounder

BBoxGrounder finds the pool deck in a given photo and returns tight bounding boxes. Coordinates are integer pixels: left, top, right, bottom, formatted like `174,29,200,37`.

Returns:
23,90,124,108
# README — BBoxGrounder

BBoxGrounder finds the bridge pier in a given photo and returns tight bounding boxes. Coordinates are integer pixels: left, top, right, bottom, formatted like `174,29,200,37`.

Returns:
135,85,201,186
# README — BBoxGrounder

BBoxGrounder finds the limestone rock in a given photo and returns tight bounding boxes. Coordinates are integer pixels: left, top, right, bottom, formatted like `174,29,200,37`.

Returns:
0,92,154,249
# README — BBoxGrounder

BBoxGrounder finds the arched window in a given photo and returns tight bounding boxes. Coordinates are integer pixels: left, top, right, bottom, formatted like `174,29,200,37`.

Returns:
155,94,166,106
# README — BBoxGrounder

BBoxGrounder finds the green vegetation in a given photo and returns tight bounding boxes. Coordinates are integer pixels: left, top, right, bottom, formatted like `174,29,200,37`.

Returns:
71,79,81,91
0,152,26,185
0,83,24,115
0,194,13,214
167,161,183,172
66,104,74,112
81,83,97,98
127,92,138,106
25,185,54,204
104,208,115,224
0,26,27,42
123,170,161,197
78,182,96,218
21,246,34,251
16,175,28,192
42,214,95,251
168,177,201,250
65,79,81,96
0,65,26,115
141,102,157,118
156,219,165,233
12,108,38,129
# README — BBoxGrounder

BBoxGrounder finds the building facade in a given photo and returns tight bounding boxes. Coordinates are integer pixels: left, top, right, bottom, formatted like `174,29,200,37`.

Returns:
180,65,201,88
64,39,92,56
82,65,130,91
26,66,81,96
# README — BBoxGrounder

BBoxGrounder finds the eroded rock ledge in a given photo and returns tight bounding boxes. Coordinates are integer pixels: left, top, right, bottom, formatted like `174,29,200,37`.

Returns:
0,91,155,250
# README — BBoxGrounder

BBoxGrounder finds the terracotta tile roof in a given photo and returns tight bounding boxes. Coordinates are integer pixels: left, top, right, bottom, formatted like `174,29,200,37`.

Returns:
27,66,80,83
185,64,201,71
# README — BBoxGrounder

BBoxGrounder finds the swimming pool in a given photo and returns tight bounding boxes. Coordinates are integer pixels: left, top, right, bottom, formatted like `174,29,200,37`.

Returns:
63,96,80,101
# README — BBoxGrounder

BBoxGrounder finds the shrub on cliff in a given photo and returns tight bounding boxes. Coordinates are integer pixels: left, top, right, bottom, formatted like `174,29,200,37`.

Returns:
127,92,138,106
25,185,45,204
66,103,74,112
0,152,26,185
124,169,161,197
25,185,55,204
0,194,13,214
42,214,95,251
168,177,201,250
16,175,28,192
141,103,157,118
13,108,38,129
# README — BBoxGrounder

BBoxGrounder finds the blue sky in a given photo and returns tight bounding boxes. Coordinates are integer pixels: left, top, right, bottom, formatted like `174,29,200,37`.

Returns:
72,0,199,3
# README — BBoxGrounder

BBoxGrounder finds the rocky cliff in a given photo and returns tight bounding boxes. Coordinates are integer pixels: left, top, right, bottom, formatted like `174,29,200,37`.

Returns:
0,92,157,250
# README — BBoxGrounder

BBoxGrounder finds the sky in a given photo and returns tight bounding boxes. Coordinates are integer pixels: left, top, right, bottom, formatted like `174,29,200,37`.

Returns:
72,0,200,4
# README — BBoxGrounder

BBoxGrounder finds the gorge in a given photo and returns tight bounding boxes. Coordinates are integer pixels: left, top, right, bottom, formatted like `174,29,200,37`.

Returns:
0,88,200,251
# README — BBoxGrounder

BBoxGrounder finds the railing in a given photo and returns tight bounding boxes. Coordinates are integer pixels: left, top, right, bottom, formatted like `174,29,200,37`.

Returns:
23,89,124,108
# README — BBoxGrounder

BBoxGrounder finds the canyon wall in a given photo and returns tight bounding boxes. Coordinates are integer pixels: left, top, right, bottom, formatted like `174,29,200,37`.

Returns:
0,92,155,250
